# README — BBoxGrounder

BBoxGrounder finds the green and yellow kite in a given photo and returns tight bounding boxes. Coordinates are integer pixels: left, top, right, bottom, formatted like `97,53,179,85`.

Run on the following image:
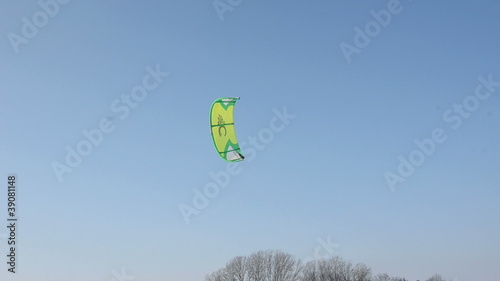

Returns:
210,97,245,162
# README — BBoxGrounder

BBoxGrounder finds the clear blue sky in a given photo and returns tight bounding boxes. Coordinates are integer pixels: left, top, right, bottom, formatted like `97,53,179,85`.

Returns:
1,1,500,280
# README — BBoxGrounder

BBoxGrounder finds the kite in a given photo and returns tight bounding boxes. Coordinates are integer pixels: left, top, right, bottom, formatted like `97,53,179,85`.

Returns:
210,97,245,162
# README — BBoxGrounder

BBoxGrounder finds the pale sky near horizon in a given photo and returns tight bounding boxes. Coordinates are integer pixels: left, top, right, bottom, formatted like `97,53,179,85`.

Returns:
1,1,500,281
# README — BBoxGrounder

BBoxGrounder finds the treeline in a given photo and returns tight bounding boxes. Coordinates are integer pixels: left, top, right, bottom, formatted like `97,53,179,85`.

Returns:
206,250,446,281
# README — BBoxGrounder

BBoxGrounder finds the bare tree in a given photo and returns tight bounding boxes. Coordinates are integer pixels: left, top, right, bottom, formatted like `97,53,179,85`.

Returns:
373,273,408,281
390,277,407,281
375,273,391,281
225,256,247,281
352,263,372,281
301,260,320,281
205,268,228,281
305,256,353,281
264,250,303,281
317,259,334,281
328,256,352,281
426,274,445,281
246,251,267,281
205,250,413,281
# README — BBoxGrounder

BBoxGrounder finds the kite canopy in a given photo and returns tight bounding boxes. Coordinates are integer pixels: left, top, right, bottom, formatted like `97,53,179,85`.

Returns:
210,97,245,162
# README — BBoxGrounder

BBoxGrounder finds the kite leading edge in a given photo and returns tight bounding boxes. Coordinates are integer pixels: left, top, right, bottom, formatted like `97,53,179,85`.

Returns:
210,97,245,162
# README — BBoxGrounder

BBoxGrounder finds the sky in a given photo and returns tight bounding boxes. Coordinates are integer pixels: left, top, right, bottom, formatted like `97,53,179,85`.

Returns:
1,0,500,280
